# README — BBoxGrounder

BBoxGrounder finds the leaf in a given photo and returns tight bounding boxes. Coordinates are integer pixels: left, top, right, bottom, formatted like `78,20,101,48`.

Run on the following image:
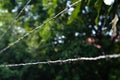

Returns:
67,1,81,24
94,0,102,25
39,23,51,43
87,0,91,6
42,0,57,17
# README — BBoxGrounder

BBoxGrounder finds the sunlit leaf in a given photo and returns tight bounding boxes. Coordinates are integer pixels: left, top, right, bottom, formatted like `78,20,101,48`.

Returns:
94,0,102,25
67,1,81,24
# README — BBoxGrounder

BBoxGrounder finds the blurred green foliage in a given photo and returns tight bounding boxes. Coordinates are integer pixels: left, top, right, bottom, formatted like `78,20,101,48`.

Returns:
0,0,120,80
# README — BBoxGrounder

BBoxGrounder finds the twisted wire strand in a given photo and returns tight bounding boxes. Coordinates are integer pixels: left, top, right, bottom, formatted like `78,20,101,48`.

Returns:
0,53,120,67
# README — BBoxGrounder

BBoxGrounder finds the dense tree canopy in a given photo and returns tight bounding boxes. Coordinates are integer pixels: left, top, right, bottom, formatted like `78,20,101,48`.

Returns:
0,0,120,80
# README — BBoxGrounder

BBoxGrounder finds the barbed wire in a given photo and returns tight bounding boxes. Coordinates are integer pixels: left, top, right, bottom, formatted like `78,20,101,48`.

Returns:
0,0,82,54
0,53,120,67
0,0,32,40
